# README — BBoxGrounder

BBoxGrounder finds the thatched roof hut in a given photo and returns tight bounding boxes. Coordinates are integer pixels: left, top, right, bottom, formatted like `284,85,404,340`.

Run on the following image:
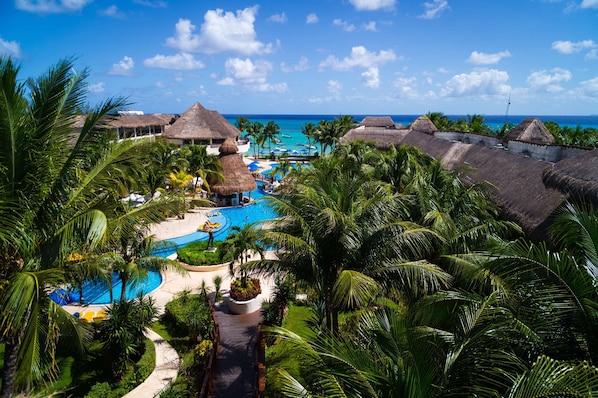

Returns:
162,102,241,142
543,149,598,204
409,116,438,134
209,138,257,196
341,128,567,239
360,116,397,129
503,118,555,145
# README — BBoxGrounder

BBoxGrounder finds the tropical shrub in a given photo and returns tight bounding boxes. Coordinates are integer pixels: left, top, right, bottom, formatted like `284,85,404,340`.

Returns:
161,290,213,343
230,278,261,301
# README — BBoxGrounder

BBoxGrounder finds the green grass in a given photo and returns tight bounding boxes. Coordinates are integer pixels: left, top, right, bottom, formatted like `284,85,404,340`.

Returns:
176,240,232,265
281,304,313,339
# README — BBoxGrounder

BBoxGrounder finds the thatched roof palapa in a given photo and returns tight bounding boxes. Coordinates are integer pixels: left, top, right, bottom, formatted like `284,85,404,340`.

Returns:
503,118,555,145
543,149,598,204
162,102,240,141
210,138,257,196
360,116,397,129
409,116,438,134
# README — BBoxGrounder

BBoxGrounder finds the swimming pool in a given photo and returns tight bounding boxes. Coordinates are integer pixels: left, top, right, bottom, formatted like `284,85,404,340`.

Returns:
80,183,278,304
155,183,278,257
78,270,163,305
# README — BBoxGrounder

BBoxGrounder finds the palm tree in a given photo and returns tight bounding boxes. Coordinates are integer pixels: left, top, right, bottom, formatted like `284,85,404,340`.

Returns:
263,120,281,154
235,116,249,134
180,144,223,193
254,154,449,333
301,122,316,156
219,224,267,286
246,121,265,158
0,56,154,396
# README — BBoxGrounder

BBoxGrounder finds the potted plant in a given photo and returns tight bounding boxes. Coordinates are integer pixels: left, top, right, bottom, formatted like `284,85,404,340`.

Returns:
218,224,267,314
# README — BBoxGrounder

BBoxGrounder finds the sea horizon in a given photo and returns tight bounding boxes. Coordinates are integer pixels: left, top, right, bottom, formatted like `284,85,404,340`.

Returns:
223,113,598,156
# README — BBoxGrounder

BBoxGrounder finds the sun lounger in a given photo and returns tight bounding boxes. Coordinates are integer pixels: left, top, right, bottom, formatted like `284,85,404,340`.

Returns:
81,312,95,322
92,310,107,322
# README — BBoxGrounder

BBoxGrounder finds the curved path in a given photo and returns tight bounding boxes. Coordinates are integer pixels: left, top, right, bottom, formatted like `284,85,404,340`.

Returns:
123,329,180,398
210,297,263,398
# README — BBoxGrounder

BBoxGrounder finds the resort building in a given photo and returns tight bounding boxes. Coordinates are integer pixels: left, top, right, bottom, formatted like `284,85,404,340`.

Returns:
161,102,250,155
342,116,598,241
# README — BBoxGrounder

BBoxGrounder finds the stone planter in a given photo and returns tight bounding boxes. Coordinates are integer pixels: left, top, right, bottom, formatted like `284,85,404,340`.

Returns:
226,293,262,315
179,261,229,272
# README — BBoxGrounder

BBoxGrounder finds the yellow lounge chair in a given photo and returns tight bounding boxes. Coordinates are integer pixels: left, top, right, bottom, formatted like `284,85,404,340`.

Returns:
92,310,107,322
81,312,95,322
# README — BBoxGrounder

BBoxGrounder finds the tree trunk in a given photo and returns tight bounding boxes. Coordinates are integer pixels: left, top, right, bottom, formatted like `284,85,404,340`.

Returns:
1,340,19,398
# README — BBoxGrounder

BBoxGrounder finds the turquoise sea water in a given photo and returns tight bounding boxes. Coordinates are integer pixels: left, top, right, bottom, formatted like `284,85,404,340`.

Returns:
225,114,598,152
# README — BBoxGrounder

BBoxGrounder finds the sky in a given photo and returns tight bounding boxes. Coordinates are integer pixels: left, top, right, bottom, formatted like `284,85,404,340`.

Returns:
1,0,598,116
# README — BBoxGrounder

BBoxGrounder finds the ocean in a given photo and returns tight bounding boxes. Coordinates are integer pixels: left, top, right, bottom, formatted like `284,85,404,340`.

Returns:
224,114,598,156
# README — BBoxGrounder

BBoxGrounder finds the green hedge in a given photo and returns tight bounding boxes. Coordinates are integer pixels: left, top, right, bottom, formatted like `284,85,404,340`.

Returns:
177,240,232,265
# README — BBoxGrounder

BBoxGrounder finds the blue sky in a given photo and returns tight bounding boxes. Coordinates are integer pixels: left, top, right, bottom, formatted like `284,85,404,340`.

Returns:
2,0,598,116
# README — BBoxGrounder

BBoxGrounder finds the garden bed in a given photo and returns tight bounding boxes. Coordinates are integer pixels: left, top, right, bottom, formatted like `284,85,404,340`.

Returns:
176,240,232,271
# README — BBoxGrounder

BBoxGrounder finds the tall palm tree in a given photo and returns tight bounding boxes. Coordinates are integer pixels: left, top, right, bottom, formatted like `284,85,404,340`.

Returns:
0,56,154,396
263,120,281,154
301,122,316,156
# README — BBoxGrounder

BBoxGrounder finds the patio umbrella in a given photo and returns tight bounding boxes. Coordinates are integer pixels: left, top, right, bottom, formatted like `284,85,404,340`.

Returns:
248,163,260,172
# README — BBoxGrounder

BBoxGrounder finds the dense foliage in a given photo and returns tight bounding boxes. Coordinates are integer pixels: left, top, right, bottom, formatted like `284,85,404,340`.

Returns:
255,142,598,398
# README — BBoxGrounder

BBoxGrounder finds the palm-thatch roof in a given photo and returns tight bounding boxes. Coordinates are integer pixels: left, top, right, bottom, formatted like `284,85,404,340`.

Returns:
503,118,555,145
209,138,257,196
108,113,174,128
360,116,397,128
162,102,241,140
342,127,567,239
409,116,438,134
543,149,598,204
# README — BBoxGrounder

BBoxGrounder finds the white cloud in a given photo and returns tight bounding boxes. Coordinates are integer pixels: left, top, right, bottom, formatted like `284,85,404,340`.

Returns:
587,49,598,60
440,69,511,97
419,0,450,19
581,0,598,8
143,53,205,70
320,46,397,71
88,82,105,93
579,76,598,95
362,67,380,88
333,19,356,32
0,37,23,58
306,13,318,24
99,5,125,18
349,0,395,11
467,50,511,65
220,57,288,92
363,21,377,31
281,57,310,72
15,0,91,13
166,7,273,55
108,56,134,75
551,39,596,54
527,68,572,92
394,76,419,99
155,81,165,88
328,80,343,93
268,13,287,23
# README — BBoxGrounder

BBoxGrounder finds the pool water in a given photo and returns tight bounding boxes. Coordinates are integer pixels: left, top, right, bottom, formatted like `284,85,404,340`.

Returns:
79,271,163,305
81,182,278,304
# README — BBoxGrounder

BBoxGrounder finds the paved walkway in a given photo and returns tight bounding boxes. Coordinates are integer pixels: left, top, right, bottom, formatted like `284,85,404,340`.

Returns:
210,298,263,398
123,329,180,398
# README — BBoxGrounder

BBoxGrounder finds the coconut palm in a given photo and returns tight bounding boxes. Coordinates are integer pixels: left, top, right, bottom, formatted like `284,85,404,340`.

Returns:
263,120,281,154
246,120,265,158
253,155,449,333
0,56,155,396
301,122,316,156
